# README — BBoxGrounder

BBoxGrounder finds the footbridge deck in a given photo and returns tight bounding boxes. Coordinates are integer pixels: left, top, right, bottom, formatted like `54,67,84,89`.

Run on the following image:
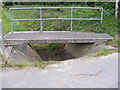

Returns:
3,31,113,45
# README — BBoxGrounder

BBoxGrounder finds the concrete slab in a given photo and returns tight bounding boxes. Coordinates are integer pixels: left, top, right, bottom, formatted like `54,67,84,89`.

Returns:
3,31,113,45
65,43,106,57
4,46,13,60
3,44,42,63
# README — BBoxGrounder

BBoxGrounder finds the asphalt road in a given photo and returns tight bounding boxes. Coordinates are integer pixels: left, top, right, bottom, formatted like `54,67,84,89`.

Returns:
2,53,118,88
0,45,2,89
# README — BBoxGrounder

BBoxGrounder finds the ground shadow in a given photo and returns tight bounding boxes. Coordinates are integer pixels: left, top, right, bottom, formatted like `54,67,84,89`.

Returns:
32,43,75,61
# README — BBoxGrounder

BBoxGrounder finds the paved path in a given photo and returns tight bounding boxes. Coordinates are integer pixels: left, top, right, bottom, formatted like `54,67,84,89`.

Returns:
0,45,2,90
2,53,118,88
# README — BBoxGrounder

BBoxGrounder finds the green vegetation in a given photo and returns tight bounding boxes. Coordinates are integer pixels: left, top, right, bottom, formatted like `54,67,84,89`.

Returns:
106,40,120,47
118,47,120,52
88,48,112,57
32,43,63,49
1,60,57,69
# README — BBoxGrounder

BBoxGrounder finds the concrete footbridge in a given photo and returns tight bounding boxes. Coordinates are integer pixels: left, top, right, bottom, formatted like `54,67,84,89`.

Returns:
3,7,113,45
0,7,114,63
2,30,113,63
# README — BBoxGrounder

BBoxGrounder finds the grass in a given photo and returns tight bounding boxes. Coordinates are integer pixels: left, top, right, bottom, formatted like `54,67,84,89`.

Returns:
1,60,57,69
88,48,112,57
106,40,120,47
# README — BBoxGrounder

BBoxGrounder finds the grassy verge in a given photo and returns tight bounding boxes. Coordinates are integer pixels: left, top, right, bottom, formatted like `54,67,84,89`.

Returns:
88,48,112,57
1,60,58,69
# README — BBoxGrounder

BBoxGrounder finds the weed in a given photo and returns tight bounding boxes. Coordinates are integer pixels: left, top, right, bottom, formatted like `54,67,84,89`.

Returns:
88,48,112,57
106,40,120,47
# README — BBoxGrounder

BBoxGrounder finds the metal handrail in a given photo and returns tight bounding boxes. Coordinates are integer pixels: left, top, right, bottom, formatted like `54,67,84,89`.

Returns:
9,7,103,10
11,18,102,21
9,7,104,32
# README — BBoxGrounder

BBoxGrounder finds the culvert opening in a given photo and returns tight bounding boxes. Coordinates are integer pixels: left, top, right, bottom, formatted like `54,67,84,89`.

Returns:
31,43,75,61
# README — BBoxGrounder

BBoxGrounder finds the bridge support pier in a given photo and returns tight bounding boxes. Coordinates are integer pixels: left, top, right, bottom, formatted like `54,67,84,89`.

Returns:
65,42,106,58
2,44,42,63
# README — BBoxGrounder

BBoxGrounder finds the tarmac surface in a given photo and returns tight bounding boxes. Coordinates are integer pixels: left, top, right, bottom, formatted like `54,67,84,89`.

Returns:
0,45,2,90
1,53,118,88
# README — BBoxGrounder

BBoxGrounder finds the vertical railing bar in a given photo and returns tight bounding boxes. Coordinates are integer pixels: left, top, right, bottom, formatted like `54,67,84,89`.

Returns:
101,8,104,23
39,8,42,31
70,8,73,31
9,9,13,32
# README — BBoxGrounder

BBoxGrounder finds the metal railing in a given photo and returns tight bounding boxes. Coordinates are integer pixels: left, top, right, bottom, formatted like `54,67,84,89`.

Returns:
9,7,104,32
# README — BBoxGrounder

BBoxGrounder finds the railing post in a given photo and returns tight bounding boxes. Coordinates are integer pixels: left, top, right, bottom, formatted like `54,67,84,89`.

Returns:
39,8,42,31
101,8,104,23
70,8,73,31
